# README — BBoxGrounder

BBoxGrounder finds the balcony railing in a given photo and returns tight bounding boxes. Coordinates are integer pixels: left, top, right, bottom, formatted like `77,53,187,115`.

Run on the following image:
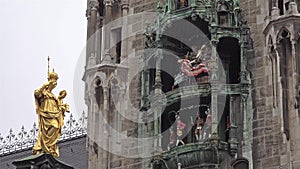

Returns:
164,83,243,106
0,112,87,156
152,138,228,169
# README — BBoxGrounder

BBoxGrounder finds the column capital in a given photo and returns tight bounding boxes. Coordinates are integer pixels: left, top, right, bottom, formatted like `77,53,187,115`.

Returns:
288,2,298,14
104,0,113,7
271,7,279,19
120,0,129,9
86,0,99,18
89,0,99,11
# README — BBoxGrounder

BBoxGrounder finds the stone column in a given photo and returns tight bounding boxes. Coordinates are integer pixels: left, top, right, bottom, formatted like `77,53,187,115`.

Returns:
121,0,129,60
86,5,91,40
229,96,238,156
240,41,246,81
291,40,297,109
86,1,99,67
153,49,163,152
92,80,104,168
92,91,101,168
239,94,248,157
103,0,113,63
274,44,281,102
271,0,279,20
86,85,99,168
104,0,112,30
150,14,163,150
211,88,218,136
121,0,129,17
140,64,150,143
291,40,297,77
90,1,98,42
102,86,109,169
141,55,149,110
89,89,96,145
91,1,99,62
210,40,219,137
96,17,104,64
240,32,250,84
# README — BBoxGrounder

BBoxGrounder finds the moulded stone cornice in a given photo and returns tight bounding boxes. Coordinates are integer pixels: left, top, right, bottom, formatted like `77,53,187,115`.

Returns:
263,14,300,35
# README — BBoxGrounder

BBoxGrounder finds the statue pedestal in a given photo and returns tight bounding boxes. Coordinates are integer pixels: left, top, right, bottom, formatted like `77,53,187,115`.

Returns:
12,153,74,169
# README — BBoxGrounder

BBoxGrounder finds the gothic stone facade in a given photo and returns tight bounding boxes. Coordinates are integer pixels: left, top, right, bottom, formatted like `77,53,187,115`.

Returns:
84,0,300,169
241,0,300,168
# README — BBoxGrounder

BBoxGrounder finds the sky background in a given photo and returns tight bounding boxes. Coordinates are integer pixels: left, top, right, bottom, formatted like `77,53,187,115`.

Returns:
0,0,87,137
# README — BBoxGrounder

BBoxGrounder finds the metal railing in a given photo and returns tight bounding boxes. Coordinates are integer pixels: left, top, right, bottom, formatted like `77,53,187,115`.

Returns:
0,112,87,156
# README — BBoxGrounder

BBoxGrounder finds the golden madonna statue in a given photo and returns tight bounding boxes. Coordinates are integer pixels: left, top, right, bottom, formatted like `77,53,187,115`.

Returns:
32,58,69,158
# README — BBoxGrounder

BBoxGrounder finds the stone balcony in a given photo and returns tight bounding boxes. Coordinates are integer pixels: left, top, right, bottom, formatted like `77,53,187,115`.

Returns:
152,136,229,169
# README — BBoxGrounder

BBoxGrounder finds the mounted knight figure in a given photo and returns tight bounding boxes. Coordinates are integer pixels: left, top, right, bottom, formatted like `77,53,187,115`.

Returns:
173,44,210,88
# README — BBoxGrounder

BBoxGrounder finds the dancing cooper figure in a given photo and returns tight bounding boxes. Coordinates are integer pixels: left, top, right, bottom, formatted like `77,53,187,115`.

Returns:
32,57,69,158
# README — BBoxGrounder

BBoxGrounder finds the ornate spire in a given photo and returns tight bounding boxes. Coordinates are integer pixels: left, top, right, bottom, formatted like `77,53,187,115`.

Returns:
46,57,58,81
47,56,50,74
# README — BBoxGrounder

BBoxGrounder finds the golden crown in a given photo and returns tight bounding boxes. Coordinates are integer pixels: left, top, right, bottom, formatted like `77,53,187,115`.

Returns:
48,71,59,81
47,56,59,81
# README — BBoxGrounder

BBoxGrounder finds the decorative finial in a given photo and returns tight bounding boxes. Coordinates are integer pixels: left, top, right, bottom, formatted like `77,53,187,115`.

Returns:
48,56,50,74
46,57,59,81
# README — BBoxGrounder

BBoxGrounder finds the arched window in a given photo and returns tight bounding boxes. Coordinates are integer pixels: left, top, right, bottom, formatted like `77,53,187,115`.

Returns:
231,158,249,169
277,29,292,140
94,77,104,145
95,77,104,108
109,78,122,144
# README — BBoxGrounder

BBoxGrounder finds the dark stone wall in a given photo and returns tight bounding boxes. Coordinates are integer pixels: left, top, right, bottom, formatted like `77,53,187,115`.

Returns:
239,1,289,168
0,136,87,169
